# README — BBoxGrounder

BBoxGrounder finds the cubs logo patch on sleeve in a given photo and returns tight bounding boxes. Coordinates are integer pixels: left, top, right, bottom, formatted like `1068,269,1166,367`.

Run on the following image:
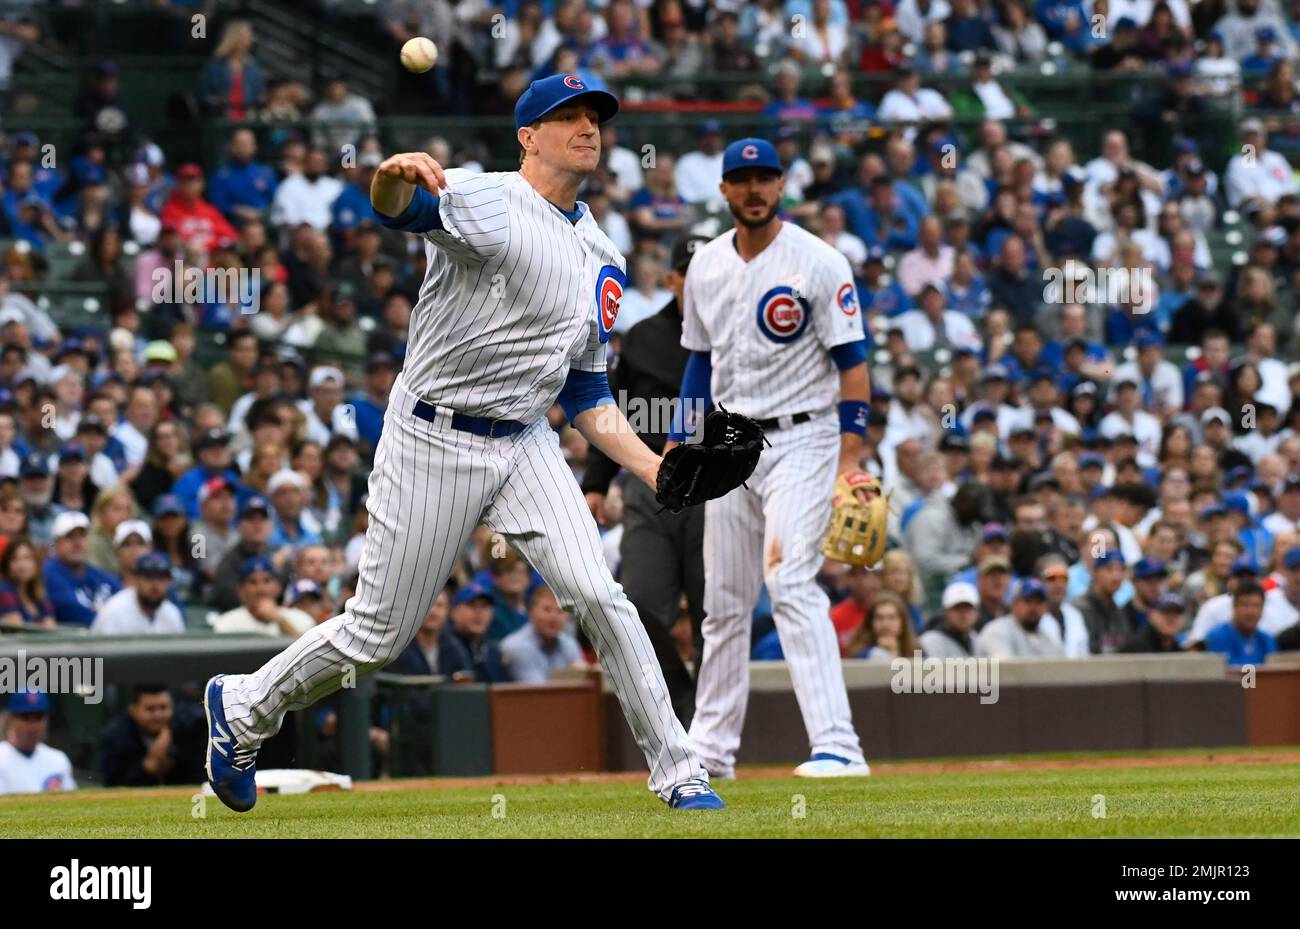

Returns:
595,264,625,343
837,282,859,316
755,285,811,343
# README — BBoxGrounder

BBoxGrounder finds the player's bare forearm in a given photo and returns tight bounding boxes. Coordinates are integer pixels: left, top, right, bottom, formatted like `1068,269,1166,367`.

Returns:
573,404,662,490
371,152,449,217
838,363,870,473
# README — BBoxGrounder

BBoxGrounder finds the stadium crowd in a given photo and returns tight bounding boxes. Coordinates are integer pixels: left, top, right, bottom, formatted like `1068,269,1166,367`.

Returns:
4,0,1300,790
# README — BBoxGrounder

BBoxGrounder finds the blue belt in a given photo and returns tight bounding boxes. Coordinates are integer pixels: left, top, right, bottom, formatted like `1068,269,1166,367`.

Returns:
411,399,528,438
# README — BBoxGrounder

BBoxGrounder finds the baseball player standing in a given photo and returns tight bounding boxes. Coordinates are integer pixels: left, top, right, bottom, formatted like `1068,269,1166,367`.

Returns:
203,75,724,811
0,691,77,795
670,138,873,778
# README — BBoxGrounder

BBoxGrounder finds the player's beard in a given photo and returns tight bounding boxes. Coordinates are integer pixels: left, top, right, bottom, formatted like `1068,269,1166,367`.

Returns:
729,199,780,229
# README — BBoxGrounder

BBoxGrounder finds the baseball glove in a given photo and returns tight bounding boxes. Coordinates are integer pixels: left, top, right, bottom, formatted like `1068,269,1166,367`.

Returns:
820,471,890,567
655,407,767,513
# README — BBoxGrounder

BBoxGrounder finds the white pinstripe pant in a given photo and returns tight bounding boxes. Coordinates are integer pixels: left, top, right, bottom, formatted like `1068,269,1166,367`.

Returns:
688,413,864,777
220,377,706,800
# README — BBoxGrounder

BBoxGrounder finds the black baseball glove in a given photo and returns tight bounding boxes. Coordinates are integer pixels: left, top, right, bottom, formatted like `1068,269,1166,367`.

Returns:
655,407,768,513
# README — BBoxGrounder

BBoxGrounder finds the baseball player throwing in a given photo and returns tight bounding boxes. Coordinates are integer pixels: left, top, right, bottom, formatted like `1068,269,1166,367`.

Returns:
203,75,726,811
670,138,873,778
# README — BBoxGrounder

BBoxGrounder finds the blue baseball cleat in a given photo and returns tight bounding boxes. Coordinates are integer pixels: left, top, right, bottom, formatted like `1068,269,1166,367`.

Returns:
204,675,259,812
668,779,726,809
793,753,871,778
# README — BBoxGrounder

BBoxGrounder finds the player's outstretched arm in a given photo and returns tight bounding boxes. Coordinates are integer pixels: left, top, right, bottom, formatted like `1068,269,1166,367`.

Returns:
370,152,449,218
573,404,663,492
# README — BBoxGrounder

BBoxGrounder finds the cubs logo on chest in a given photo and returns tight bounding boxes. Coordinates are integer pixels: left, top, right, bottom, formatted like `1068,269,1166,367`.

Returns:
755,285,810,343
595,264,625,343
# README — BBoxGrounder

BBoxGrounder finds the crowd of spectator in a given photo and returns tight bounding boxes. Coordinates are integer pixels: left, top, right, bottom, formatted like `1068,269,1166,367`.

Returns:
4,0,1300,791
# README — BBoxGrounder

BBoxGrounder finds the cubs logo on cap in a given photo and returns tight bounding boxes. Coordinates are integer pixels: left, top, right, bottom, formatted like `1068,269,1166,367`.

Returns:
837,282,859,316
514,73,620,131
756,286,810,343
722,138,783,178
595,265,625,343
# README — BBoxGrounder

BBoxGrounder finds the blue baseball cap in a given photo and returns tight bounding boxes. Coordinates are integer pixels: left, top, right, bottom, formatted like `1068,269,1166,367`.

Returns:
1222,491,1251,515
58,443,87,465
722,138,783,179
1231,555,1260,576
134,551,173,577
1016,578,1047,600
981,522,1008,543
152,494,185,517
1094,550,1126,568
1133,556,1168,579
1256,25,1278,42
286,578,324,605
1225,465,1254,485
18,451,49,478
1079,452,1105,469
452,581,494,606
239,554,277,581
864,245,887,263
1135,329,1164,349
1199,503,1228,520
698,118,723,136
1283,547,1300,569
9,690,49,714
239,494,271,519
1153,592,1186,614
513,74,619,132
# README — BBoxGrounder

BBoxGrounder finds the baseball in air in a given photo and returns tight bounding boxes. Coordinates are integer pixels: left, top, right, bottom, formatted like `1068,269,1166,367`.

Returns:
400,37,438,73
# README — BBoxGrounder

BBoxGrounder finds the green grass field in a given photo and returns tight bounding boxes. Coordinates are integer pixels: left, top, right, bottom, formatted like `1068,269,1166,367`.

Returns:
4,752,1299,838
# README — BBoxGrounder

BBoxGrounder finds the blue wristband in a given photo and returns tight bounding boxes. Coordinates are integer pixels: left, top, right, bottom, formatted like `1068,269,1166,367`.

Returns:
838,400,870,436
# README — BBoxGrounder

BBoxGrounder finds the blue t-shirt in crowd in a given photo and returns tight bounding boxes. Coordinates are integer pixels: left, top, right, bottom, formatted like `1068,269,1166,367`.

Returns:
43,558,121,626
1202,622,1277,666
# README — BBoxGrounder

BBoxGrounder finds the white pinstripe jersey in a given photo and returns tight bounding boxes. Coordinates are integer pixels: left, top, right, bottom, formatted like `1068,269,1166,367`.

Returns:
681,222,863,419
403,168,626,422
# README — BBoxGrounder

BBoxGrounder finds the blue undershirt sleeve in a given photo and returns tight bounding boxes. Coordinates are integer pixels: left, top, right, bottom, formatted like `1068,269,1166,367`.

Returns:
557,367,615,423
374,186,444,233
668,350,713,442
829,339,868,370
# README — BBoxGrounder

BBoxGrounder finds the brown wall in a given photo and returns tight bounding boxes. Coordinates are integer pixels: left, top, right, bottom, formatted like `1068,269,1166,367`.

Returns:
603,679,1254,771
1243,667,1300,746
490,679,605,775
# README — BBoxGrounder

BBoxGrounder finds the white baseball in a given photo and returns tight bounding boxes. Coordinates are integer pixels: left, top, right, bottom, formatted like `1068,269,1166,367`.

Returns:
400,37,439,73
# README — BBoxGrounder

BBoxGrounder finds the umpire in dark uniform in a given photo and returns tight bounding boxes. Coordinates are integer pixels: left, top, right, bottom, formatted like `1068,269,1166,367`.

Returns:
583,234,710,726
